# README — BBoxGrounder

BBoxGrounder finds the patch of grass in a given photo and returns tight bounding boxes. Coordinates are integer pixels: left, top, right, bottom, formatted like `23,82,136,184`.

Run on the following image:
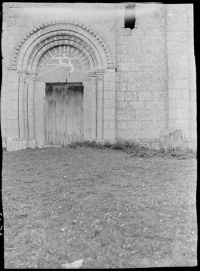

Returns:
2,147,197,268
67,139,196,159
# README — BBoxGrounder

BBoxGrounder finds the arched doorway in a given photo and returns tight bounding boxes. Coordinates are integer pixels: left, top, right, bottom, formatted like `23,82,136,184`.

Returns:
7,20,116,150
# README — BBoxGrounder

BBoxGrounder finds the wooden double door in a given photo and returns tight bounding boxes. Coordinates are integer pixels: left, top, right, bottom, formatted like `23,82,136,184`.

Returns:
44,83,84,146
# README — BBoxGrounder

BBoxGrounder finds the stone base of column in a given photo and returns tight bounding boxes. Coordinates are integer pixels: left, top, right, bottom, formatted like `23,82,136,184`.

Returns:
27,138,36,149
7,138,27,152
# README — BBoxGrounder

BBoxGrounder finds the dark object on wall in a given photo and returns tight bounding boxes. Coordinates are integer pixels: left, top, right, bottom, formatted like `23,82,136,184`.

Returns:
125,4,136,30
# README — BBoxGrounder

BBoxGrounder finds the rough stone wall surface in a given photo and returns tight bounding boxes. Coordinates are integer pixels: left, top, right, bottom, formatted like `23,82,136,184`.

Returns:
187,5,196,142
116,4,167,140
166,4,196,147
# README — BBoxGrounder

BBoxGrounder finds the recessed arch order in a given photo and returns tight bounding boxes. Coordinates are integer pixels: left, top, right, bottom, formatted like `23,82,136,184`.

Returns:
10,20,114,73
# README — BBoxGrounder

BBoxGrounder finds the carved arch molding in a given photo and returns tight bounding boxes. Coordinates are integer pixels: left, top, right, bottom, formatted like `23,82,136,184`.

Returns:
9,20,114,71
8,20,114,146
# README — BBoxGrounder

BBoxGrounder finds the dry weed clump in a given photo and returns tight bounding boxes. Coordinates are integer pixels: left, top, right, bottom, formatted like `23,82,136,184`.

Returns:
67,134,196,159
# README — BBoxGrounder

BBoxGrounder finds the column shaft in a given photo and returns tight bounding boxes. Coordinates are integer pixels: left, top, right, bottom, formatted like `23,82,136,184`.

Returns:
27,74,36,139
18,73,26,138
96,73,104,141
89,74,97,140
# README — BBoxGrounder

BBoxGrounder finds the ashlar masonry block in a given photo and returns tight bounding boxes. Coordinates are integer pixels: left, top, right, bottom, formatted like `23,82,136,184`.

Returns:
190,91,196,101
109,99,116,108
110,72,116,82
118,110,136,121
138,92,146,101
103,129,115,141
11,99,18,110
125,92,138,101
181,109,189,120
154,120,165,129
104,120,109,130
190,110,196,121
8,70,18,83
116,101,127,110
154,110,166,121
6,99,12,111
7,119,19,138
127,83,134,91
169,109,182,120
136,109,153,120
157,102,167,110
117,129,127,139
7,110,18,120
104,90,115,100
144,102,156,110
174,80,188,89
177,100,189,109
131,102,145,109
117,121,127,129
104,108,115,120
169,89,183,100
104,100,110,108
27,139,36,149
117,92,124,101
141,120,154,129
7,138,27,152
104,72,111,82
121,82,128,92
170,120,189,130
104,82,110,91
109,121,115,129
182,89,189,99
127,121,141,130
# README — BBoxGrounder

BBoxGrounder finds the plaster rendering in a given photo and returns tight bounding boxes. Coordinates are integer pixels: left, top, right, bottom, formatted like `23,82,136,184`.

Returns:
1,2,196,151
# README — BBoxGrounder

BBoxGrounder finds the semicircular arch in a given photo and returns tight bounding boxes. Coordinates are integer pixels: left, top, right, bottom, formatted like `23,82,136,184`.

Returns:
27,37,98,73
11,20,114,72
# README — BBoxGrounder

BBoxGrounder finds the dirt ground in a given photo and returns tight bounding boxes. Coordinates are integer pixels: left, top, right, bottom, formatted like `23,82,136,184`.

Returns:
2,146,197,268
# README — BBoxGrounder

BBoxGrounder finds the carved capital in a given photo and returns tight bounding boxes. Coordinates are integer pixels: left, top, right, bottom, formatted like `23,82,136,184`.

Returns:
18,73,27,82
89,76,97,83
89,72,97,83
7,66,16,71
28,73,37,82
96,73,104,82
107,63,115,69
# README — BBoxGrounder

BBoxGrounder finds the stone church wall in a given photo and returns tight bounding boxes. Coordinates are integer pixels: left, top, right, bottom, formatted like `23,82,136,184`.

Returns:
116,4,167,140
1,3,196,150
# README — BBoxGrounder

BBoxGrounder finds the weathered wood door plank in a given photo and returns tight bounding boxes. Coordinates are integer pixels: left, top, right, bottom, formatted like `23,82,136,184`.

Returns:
45,83,83,146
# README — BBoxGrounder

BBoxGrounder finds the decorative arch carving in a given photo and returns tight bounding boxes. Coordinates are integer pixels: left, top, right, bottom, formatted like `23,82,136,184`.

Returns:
9,20,114,71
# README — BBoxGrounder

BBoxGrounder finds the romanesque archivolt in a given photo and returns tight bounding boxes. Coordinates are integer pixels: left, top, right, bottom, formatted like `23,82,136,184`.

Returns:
9,20,114,72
